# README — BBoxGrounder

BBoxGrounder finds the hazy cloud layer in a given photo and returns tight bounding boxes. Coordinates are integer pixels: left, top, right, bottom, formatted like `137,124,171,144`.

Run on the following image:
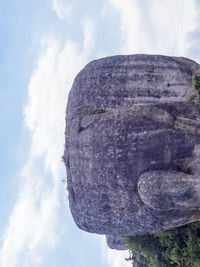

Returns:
107,0,197,56
0,16,96,267
185,0,200,62
52,0,72,21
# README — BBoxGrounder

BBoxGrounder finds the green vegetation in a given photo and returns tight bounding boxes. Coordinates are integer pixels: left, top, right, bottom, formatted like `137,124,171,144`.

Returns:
83,108,106,115
191,71,200,106
123,221,200,267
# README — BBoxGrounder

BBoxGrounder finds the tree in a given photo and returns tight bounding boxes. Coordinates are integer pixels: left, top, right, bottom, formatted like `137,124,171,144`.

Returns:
123,221,200,267
191,71,200,106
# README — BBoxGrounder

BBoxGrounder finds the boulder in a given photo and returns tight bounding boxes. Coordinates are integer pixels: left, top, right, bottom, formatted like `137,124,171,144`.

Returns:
64,54,200,249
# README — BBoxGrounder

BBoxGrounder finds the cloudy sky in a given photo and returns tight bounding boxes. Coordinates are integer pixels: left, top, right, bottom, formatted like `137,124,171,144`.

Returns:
1,0,200,267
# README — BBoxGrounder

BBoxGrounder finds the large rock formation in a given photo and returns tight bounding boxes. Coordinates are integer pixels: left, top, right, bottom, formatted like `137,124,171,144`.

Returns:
64,54,200,250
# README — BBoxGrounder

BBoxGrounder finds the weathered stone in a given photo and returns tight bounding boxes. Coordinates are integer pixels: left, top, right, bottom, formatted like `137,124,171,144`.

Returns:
64,54,200,250
106,235,128,250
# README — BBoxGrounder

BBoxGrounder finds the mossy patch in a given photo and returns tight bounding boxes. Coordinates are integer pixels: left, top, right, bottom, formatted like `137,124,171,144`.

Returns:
83,108,106,115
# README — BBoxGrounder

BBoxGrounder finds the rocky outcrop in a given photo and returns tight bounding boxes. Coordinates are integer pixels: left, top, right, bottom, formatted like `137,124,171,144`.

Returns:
106,235,128,250
64,54,200,250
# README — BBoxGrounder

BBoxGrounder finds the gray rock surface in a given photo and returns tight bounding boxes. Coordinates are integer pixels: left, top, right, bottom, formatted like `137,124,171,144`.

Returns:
64,54,200,250
106,235,128,250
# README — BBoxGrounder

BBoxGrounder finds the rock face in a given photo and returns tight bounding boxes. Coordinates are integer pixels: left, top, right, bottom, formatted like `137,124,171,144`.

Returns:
64,54,200,250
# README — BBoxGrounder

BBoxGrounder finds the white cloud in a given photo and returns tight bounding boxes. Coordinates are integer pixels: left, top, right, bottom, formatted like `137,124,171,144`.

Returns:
185,0,200,62
101,1,109,17
0,162,59,267
107,0,197,56
81,16,96,53
0,17,95,267
52,0,72,21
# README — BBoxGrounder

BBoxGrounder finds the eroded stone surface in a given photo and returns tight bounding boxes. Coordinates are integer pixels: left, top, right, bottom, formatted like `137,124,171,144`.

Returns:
64,54,200,250
106,235,128,250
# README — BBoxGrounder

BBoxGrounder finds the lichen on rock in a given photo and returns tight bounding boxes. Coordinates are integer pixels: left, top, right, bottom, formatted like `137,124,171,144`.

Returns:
64,54,200,250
